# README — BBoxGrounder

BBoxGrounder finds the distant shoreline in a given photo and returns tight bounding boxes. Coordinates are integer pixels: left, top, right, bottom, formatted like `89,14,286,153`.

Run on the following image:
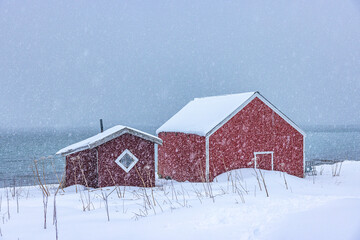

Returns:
302,125,360,133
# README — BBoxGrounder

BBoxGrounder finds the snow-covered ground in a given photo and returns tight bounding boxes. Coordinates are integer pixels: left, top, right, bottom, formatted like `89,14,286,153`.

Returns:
1,161,359,240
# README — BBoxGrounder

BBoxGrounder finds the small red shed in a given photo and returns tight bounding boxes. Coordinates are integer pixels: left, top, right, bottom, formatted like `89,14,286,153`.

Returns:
156,92,305,182
56,125,162,188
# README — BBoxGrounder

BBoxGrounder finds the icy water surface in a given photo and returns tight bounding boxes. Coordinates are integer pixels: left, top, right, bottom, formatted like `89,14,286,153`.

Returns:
0,126,359,187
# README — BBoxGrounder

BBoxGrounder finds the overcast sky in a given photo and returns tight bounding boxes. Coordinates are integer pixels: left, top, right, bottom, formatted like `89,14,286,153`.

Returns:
1,0,360,130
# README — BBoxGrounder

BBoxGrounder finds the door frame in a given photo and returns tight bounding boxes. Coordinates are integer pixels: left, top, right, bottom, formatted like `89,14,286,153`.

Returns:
254,151,274,170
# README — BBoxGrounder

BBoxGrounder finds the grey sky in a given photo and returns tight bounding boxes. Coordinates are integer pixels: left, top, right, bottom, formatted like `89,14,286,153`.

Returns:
1,0,360,130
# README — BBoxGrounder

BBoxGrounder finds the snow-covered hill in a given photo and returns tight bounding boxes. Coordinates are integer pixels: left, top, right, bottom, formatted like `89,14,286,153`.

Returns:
1,161,360,240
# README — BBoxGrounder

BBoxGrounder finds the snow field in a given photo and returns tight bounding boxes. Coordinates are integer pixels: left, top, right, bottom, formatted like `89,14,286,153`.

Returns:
0,161,359,240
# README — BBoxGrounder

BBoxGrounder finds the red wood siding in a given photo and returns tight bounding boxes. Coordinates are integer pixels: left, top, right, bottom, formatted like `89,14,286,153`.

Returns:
158,132,206,182
97,133,155,188
209,97,304,180
65,149,98,188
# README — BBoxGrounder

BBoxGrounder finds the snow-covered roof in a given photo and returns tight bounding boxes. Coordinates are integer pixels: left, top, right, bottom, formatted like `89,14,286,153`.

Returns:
157,91,306,137
56,125,162,156
156,92,256,136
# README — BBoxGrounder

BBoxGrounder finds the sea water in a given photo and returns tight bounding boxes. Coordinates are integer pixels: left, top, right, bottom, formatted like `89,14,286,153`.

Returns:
0,126,359,187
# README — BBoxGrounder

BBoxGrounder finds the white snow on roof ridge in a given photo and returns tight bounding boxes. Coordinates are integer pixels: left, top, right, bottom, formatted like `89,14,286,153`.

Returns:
193,92,254,101
56,125,161,156
156,92,256,136
56,125,126,155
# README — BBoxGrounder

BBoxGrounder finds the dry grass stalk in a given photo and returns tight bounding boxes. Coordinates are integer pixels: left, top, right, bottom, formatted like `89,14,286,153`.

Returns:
122,199,126,214
16,189,19,214
258,169,269,197
253,168,262,191
283,172,288,190
31,158,54,229
198,159,206,183
79,188,92,211
71,160,78,193
58,172,66,192
197,164,213,199
206,181,215,203
50,157,65,193
170,180,178,201
191,183,203,204
133,166,157,214
134,165,147,188
77,159,89,188
11,178,16,198
236,188,245,203
222,158,233,193
53,186,61,240
106,168,122,198
181,184,186,207
312,168,316,184
155,199,163,212
101,189,110,221
32,159,50,197
6,188,10,220
41,158,48,190
98,187,116,221
43,194,49,229
337,162,343,176
122,186,126,199
26,187,30,199
235,171,248,194
147,172,156,206
332,162,343,177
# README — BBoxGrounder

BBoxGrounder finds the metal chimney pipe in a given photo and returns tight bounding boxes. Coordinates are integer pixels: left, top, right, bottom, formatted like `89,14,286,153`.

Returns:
100,119,104,132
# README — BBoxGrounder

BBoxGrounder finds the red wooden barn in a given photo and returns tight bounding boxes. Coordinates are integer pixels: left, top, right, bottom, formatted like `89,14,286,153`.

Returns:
56,125,162,188
156,91,305,182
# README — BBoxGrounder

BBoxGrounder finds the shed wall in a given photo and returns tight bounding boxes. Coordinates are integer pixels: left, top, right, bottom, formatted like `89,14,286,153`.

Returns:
209,97,304,180
97,133,155,187
158,132,206,182
65,148,98,188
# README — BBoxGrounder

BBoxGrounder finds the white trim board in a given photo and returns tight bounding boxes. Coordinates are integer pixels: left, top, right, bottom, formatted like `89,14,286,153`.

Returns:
155,144,158,174
303,135,306,177
254,151,274,170
205,136,210,181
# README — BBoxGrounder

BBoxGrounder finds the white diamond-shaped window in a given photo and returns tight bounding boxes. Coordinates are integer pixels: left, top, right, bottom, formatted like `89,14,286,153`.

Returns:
115,149,139,173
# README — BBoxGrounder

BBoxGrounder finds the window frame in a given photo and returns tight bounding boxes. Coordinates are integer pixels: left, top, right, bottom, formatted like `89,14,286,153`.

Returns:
254,151,274,170
115,149,139,173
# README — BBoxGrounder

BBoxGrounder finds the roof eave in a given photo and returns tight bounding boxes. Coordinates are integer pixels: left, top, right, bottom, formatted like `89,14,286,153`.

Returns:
205,91,306,137
124,127,163,145
255,92,306,136
206,92,257,137
57,127,162,157
56,145,90,156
